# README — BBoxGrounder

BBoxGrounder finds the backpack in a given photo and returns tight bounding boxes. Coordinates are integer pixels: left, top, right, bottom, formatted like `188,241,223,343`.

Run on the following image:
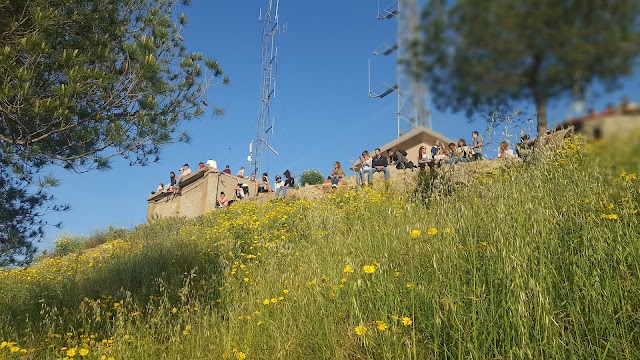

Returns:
396,161,416,170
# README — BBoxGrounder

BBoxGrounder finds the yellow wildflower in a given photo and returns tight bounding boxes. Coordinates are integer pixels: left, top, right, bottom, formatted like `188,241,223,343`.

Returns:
362,265,375,274
601,214,618,220
343,264,353,274
410,229,421,238
236,351,247,360
262,299,270,305
401,317,412,326
354,324,368,336
66,347,77,357
79,348,89,356
283,289,289,294
444,227,452,233
375,321,388,331
10,346,19,353
427,227,437,235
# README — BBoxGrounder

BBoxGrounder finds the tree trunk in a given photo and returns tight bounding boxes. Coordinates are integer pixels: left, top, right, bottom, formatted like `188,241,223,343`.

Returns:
534,90,548,138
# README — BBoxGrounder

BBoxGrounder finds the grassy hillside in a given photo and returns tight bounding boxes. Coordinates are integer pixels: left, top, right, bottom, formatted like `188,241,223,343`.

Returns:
1,133,639,359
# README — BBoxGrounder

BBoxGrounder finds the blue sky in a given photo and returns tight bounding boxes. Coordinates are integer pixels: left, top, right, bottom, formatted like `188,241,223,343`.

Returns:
40,1,639,250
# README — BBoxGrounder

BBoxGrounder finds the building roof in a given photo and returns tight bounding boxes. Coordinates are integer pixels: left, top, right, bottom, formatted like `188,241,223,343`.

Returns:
378,126,455,152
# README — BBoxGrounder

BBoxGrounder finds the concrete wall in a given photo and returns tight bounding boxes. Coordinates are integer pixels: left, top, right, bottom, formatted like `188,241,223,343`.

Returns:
146,168,257,220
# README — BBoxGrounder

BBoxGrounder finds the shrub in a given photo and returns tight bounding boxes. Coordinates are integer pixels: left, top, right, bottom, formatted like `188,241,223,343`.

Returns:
299,169,323,186
52,233,88,257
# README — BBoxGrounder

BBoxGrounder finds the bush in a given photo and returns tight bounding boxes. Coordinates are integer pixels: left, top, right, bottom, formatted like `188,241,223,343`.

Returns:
299,169,323,186
52,233,88,257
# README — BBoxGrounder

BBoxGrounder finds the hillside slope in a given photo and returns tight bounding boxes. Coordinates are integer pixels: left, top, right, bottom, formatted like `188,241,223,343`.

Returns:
1,133,639,359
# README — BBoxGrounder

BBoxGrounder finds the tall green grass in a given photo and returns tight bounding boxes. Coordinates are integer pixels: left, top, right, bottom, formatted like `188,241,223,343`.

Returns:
0,133,638,359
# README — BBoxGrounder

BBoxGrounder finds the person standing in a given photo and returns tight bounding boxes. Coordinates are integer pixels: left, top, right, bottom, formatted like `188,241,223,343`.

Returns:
357,151,372,186
470,131,484,161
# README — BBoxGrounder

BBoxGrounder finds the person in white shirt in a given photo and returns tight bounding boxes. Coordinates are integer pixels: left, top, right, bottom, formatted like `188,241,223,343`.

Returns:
497,141,516,159
357,150,373,186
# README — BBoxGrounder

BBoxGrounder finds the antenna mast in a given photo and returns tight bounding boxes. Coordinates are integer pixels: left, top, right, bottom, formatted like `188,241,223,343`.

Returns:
369,0,432,136
250,0,285,177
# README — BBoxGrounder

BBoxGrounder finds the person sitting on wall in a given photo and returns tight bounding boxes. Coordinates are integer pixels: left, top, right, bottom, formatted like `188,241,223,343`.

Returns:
175,167,185,189
277,170,295,197
206,159,217,169
388,148,413,169
273,174,284,197
369,148,390,183
431,140,441,158
330,161,345,188
216,191,229,207
234,183,245,199
450,139,471,165
198,162,205,170
417,146,433,170
516,133,532,159
166,171,177,192
182,164,192,176
237,167,245,178
223,165,232,174
497,141,516,159
386,148,397,166
152,183,164,194
258,173,270,193
433,146,449,168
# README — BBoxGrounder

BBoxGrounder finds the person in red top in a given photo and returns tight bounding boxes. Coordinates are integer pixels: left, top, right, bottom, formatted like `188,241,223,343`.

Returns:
217,192,229,207
223,165,232,174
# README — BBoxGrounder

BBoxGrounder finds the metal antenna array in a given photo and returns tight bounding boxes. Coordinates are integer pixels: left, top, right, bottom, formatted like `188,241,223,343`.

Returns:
249,0,285,177
369,0,432,137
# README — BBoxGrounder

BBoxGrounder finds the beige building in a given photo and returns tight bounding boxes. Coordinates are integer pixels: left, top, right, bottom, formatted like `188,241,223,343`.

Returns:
554,109,640,140
351,126,453,168
146,168,255,219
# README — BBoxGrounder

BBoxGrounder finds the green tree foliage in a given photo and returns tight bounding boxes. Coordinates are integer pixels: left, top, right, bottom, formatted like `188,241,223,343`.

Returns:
416,0,640,137
0,0,228,265
300,169,324,186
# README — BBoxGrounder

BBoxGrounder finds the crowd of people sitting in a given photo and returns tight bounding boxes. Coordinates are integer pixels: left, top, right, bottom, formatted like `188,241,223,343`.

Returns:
151,159,297,208
348,130,532,186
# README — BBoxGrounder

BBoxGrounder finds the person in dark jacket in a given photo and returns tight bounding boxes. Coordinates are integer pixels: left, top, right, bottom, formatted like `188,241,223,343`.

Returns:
369,148,390,183
278,169,295,197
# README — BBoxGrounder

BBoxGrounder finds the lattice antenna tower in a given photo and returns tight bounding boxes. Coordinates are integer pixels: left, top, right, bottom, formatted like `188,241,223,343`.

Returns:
369,0,432,137
249,0,285,177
